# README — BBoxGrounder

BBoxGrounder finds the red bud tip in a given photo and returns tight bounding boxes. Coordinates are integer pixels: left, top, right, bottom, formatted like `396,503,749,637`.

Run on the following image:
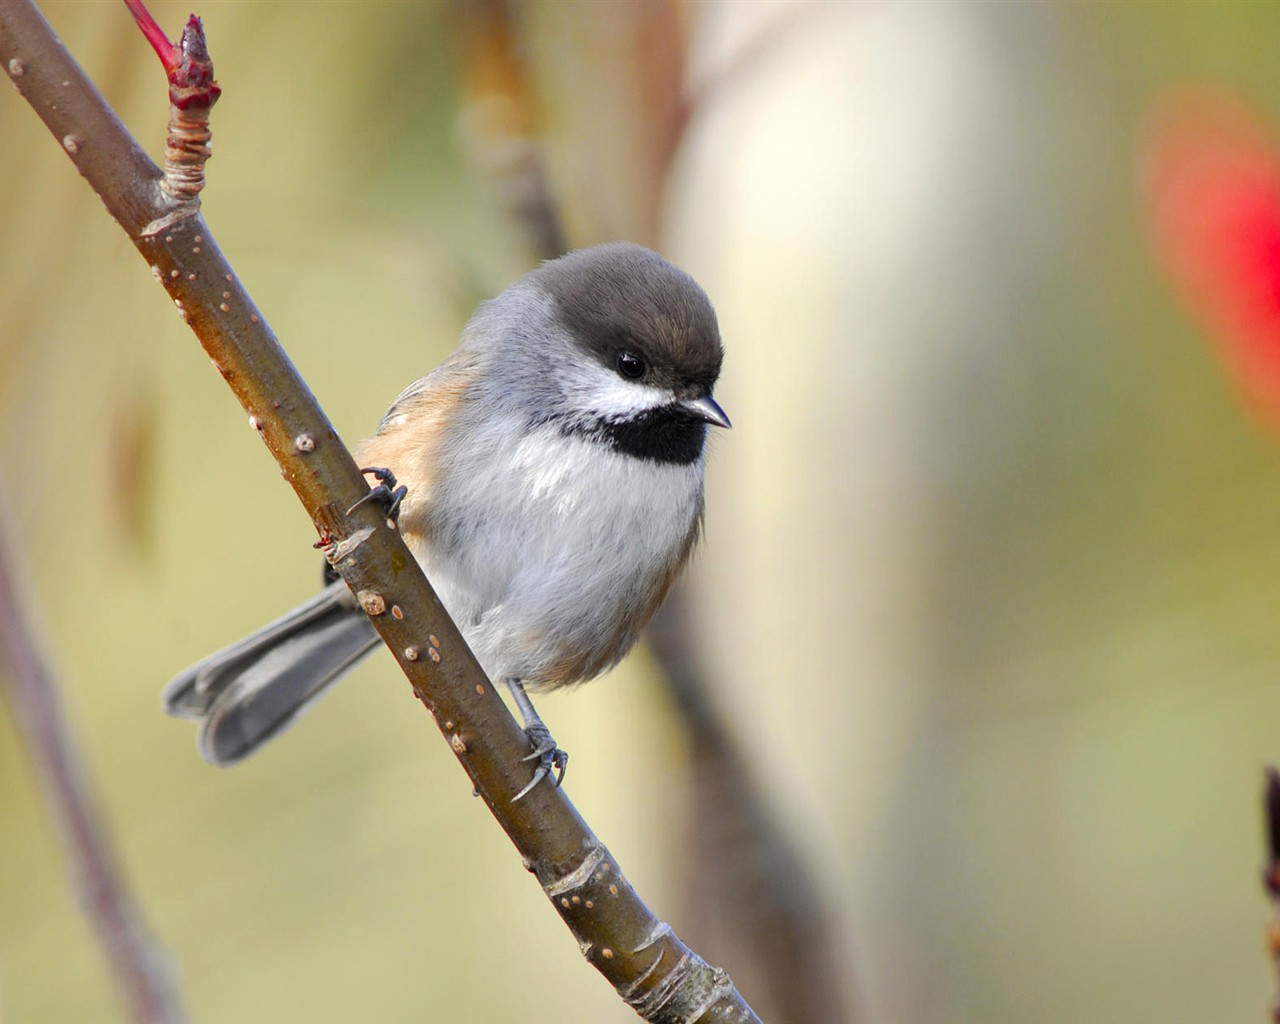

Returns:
169,12,220,109
180,16,210,67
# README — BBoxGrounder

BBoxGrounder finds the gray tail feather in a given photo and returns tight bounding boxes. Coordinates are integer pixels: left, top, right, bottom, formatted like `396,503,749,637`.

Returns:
163,581,381,766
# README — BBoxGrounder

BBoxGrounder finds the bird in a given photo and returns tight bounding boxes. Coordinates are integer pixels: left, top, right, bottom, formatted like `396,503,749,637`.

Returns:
163,242,729,799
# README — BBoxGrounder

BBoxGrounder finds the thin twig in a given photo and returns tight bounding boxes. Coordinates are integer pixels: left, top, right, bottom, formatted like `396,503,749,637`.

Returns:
0,3,759,1019
0,493,184,1024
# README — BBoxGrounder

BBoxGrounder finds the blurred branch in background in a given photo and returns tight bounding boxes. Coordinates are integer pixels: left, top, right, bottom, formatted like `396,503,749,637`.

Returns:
455,4,854,1021
455,0,565,262
0,492,184,1024
650,588,855,1024
1263,767,1280,1022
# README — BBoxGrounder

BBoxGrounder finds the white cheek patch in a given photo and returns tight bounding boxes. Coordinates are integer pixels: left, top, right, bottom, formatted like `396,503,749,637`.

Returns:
558,357,671,421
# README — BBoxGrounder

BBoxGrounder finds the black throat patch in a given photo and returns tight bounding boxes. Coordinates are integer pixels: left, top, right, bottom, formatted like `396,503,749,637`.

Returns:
569,405,708,466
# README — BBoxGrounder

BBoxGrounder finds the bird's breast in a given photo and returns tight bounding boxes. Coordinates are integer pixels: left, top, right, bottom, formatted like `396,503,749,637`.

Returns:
415,423,705,687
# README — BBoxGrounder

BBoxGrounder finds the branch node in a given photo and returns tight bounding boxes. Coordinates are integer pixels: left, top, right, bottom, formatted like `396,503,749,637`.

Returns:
161,16,219,202
544,842,607,898
357,590,386,616
127,4,220,203
327,526,375,567
140,201,198,238
626,949,738,1023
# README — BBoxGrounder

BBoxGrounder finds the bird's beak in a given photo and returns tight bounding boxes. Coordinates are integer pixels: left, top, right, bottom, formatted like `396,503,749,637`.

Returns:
682,394,731,429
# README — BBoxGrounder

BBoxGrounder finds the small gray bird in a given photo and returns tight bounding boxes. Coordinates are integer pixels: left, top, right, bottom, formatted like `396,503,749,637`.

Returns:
164,243,729,798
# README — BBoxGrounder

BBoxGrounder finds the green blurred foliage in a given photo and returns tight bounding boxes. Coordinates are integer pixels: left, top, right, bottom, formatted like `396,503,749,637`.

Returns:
6,2,1280,1023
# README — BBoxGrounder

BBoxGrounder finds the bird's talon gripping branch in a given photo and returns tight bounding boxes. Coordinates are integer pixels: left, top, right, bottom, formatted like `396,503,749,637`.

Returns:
505,679,568,801
514,722,568,802
349,466,407,521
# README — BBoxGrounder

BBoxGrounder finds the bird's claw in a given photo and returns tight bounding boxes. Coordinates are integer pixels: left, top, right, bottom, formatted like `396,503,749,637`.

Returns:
349,466,407,521
512,723,568,802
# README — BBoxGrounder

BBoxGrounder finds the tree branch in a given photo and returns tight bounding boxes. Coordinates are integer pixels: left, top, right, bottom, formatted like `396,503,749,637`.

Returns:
0,3,759,1020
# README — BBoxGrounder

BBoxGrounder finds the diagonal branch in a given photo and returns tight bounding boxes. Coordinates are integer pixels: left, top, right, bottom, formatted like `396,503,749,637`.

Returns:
0,3,760,1021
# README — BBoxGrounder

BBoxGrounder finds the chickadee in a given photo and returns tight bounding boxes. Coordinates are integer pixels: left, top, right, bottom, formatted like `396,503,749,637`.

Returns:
164,242,729,798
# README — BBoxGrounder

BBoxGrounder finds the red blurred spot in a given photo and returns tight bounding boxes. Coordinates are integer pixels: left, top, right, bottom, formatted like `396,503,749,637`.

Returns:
1144,86,1280,425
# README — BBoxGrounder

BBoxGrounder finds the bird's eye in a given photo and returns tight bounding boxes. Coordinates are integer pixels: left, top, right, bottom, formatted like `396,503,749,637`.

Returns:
616,351,646,380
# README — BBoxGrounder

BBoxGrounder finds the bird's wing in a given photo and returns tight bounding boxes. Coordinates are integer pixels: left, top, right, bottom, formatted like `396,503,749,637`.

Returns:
353,350,482,542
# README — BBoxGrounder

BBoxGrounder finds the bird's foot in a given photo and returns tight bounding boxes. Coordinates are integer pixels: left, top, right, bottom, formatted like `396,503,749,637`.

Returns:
513,722,568,802
349,466,407,521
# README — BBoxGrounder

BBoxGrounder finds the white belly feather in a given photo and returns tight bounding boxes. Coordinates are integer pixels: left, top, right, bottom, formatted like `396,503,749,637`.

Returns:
408,423,703,687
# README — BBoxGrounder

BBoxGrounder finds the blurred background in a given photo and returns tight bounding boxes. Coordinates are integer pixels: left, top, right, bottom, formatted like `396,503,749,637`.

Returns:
4,2,1280,1021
